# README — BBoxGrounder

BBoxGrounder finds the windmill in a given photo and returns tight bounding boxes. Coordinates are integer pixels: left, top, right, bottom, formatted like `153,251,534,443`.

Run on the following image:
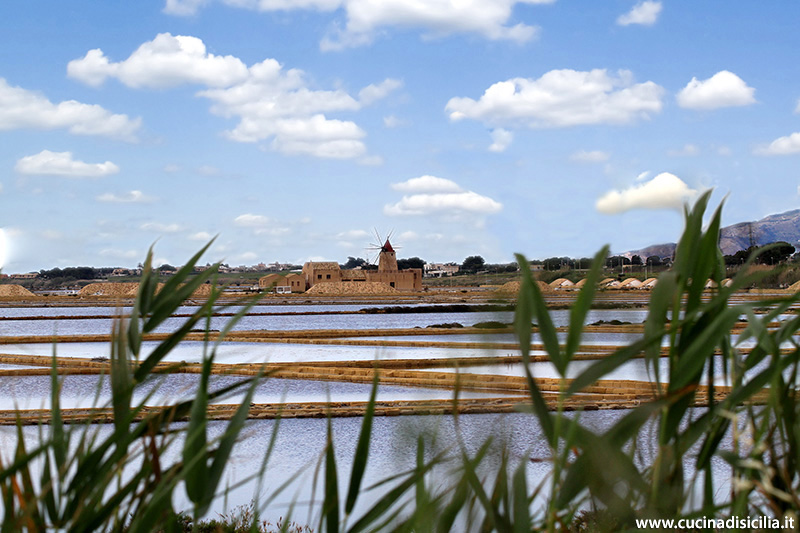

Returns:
365,229,400,272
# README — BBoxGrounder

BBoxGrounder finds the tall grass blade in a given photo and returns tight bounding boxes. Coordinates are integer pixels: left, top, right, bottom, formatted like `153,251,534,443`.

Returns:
344,371,379,515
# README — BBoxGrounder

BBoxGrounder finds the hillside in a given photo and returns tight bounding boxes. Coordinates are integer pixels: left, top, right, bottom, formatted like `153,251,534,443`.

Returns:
627,208,800,258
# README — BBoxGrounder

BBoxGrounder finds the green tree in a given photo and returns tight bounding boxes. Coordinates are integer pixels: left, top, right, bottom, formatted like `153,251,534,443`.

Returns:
397,257,425,269
461,255,485,272
342,256,367,269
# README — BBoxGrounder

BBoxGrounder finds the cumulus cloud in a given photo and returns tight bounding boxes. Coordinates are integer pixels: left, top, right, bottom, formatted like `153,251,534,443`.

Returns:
385,175,502,222
488,128,513,152
0,78,140,141
676,71,756,110
96,190,154,203
571,150,610,163
754,132,800,156
165,1,554,49
15,150,119,177
319,0,552,51
446,69,664,130
69,34,389,159
234,213,290,235
67,33,249,89
358,78,402,105
596,172,699,214
617,1,662,26
390,175,463,194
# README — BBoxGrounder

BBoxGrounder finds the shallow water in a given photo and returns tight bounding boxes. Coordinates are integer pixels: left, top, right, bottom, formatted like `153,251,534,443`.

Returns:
0,408,737,526
0,374,513,410
0,306,653,336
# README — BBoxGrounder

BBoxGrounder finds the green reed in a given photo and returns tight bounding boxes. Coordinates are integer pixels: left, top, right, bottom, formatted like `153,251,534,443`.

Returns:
1,193,798,531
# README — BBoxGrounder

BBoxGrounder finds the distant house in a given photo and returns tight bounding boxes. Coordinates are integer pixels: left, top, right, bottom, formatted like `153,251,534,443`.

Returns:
258,272,305,293
424,263,460,278
9,272,38,280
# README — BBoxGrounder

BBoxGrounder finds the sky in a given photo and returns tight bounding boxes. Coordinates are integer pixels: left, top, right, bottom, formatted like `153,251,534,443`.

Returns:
2,1,800,273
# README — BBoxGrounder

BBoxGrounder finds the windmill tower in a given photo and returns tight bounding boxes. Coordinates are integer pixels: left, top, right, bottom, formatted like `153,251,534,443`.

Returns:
378,239,398,272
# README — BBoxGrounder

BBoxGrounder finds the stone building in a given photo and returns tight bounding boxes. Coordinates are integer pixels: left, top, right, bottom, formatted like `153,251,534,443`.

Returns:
303,240,422,291
258,272,305,292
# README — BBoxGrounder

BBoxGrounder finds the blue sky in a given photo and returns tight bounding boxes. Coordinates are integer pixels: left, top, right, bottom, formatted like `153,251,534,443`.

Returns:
1,1,799,273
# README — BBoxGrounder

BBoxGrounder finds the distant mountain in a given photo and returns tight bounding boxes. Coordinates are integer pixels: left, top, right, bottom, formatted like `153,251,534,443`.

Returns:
626,208,800,259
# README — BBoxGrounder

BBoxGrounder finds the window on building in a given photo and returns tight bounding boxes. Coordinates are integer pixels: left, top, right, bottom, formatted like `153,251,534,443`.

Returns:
317,275,322,280
326,274,331,279
390,282,395,287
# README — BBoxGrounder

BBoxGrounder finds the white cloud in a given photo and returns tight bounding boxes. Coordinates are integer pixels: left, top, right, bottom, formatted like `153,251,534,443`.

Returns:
140,222,184,233
754,132,800,156
717,145,732,156
0,78,140,141
391,175,463,194
197,57,368,158
676,71,756,110
596,172,699,214
358,78,402,105
15,150,119,177
234,214,272,227
336,229,370,240
617,1,662,26
163,164,181,173
446,69,664,130
635,171,650,182
385,192,503,217
385,175,502,221
383,115,407,128
667,143,700,157
70,34,382,159
163,0,209,15
488,128,513,152
96,190,154,203
358,154,384,166
189,231,214,241
317,0,554,51
795,99,800,114
168,0,553,49
571,150,610,163
67,33,249,89
233,213,290,236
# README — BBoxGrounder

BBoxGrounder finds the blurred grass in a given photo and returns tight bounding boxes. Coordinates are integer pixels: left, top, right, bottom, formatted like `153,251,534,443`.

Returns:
2,195,799,531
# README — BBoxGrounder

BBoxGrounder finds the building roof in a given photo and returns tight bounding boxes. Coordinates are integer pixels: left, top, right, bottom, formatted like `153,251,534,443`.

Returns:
305,261,340,270
382,239,395,253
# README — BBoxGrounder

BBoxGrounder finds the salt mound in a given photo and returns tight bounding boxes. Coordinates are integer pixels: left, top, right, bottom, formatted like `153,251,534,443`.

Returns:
788,280,800,293
306,281,399,295
78,282,169,297
191,284,215,298
0,284,35,297
549,278,574,289
497,280,552,294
